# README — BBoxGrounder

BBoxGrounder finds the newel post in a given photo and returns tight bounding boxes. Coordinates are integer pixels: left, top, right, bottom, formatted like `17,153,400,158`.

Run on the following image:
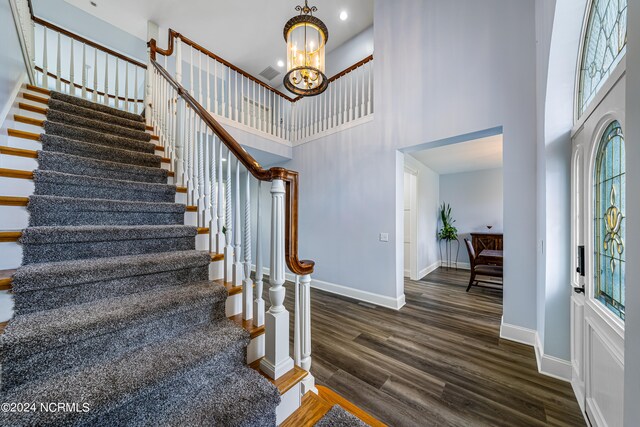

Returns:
260,179,294,380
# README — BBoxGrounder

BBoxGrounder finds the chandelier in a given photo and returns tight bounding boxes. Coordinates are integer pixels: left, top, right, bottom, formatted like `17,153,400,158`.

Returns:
283,0,329,96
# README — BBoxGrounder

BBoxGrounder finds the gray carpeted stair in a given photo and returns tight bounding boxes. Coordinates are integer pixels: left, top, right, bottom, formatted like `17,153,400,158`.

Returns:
315,405,370,427
0,90,280,425
38,151,169,183
33,169,177,202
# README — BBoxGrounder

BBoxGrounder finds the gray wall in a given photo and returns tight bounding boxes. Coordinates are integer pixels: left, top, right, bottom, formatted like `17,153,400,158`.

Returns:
439,168,503,266
0,0,28,126
624,0,640,424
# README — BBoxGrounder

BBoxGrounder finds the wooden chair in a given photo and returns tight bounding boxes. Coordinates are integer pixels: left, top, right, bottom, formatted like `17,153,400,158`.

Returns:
464,239,503,292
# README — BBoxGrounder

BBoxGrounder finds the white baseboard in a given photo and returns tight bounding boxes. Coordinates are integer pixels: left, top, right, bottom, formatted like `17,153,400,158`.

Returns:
535,333,572,382
438,260,471,270
252,265,406,310
418,261,441,280
499,318,537,346
500,318,571,382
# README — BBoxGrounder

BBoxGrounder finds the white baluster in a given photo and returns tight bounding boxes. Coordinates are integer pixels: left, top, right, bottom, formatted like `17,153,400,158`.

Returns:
190,45,194,96
114,58,120,109
252,81,256,129
240,75,244,125
42,27,48,88
227,67,232,118
103,55,109,105
297,273,316,394
55,32,61,91
69,39,75,95
185,107,193,202
232,158,243,286
224,148,234,283
203,126,211,226
209,135,218,252
134,65,139,114
367,62,372,115
175,97,186,187
216,141,225,253
360,65,365,118
191,112,199,207
206,56,211,112
234,70,238,122
260,178,294,380
254,180,265,327
198,120,206,226
214,60,219,115
242,170,253,321
80,43,87,98
93,50,98,102
124,61,129,111
198,51,203,105
176,38,183,85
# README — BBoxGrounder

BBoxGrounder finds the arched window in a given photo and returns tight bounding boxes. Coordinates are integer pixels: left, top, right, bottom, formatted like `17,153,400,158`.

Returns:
594,121,625,320
578,0,627,117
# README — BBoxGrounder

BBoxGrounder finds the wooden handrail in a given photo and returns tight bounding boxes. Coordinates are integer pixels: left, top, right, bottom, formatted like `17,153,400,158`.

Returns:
150,58,314,275
151,29,296,102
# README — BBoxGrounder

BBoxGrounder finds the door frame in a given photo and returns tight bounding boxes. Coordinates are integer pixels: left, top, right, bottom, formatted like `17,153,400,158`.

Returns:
404,166,418,280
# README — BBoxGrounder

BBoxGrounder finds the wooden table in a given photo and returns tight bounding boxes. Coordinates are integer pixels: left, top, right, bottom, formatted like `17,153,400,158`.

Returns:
478,249,503,264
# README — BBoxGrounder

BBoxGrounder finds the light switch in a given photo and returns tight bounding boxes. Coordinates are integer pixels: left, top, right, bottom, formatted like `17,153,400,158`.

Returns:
379,233,389,242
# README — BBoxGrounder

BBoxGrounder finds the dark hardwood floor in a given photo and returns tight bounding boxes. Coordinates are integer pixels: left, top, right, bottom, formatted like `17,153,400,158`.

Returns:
278,267,584,426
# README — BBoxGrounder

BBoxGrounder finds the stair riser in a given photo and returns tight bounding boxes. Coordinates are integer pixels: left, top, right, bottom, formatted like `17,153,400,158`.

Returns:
5,135,40,151
3,299,227,391
0,177,33,198
0,155,38,171
22,237,196,264
13,265,210,315
0,205,28,230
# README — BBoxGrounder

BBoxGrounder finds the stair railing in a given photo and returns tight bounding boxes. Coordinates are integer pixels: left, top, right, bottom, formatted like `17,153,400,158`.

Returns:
291,55,374,143
9,0,36,85
149,40,316,392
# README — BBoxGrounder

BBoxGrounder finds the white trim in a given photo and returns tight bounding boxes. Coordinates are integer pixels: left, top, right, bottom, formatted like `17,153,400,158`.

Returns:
210,112,290,146
292,115,374,147
535,333,572,382
499,318,537,346
0,76,27,129
418,261,441,280
8,0,34,85
253,265,406,311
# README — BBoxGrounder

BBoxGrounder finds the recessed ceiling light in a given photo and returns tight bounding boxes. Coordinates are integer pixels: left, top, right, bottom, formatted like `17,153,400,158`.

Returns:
277,60,284,68
339,10,348,21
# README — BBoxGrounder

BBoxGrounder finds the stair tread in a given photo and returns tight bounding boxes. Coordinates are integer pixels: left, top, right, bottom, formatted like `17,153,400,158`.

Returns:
20,224,198,244
29,194,187,212
46,109,152,142
228,313,265,339
50,91,144,123
0,196,29,206
249,357,308,395
44,121,156,154
0,146,38,158
47,96,147,131
33,169,177,194
12,250,211,293
1,280,228,358
0,321,250,426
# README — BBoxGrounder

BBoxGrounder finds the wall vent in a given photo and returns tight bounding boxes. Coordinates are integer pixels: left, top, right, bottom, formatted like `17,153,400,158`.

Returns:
259,66,280,81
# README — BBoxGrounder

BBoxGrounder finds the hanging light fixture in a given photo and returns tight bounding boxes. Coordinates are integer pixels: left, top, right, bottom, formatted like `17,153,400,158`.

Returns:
283,0,329,96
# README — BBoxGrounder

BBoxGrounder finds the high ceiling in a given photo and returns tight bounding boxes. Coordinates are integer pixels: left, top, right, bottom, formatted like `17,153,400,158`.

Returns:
61,0,373,84
410,135,503,175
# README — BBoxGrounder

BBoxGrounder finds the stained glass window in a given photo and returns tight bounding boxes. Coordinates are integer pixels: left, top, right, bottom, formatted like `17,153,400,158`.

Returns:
578,0,627,117
594,121,625,320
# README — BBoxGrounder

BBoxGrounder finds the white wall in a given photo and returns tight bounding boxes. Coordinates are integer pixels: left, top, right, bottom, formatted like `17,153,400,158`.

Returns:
325,25,373,76
405,154,440,278
0,0,28,129
439,168,503,266
624,0,640,424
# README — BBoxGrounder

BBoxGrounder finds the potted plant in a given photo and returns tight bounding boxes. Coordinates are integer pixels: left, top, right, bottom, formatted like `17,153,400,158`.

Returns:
438,203,459,269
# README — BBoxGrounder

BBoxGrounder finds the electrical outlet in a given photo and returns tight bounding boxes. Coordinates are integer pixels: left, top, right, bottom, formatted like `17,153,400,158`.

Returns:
379,233,389,242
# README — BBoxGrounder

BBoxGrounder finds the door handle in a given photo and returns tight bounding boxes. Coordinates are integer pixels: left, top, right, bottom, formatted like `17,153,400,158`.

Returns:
573,286,585,294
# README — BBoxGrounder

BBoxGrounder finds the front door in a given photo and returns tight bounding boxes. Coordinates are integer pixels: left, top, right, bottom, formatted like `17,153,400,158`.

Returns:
571,116,625,427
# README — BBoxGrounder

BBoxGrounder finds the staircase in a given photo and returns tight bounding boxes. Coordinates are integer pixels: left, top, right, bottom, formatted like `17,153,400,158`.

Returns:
0,86,285,425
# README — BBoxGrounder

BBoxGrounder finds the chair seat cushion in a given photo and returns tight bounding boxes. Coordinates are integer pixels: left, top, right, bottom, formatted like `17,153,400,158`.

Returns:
475,265,503,277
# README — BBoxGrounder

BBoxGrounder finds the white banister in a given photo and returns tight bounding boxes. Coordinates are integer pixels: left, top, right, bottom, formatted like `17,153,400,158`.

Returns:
224,148,234,283
56,32,61,91
124,61,129,111
114,58,119,109
296,273,316,394
197,120,206,227
242,170,253,321
254,180,265,327
260,179,294,380
103,53,108,105
232,158,243,286
92,49,98,102
208,133,217,252
42,27,48,88
216,141,225,253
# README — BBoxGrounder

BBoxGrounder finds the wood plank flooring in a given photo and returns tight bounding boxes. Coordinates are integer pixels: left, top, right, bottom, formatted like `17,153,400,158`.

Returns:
275,267,584,426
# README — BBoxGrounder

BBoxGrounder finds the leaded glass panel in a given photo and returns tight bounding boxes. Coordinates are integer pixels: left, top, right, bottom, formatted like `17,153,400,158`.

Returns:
578,0,627,117
594,121,625,320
